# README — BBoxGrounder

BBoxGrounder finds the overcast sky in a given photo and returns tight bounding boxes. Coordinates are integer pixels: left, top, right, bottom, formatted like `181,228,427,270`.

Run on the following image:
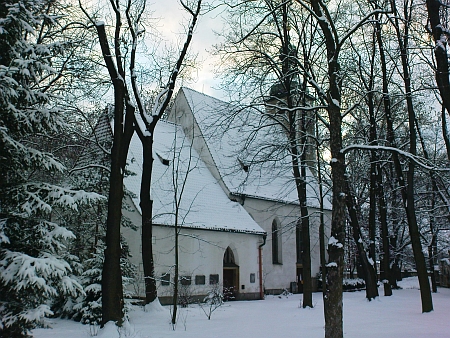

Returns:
152,0,226,99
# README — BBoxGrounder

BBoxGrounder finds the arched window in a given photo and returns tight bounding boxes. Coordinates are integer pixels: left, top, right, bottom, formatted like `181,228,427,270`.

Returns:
272,219,282,264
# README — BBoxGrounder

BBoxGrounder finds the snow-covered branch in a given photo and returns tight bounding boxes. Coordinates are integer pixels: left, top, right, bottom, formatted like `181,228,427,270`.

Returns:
341,144,450,172
69,164,111,174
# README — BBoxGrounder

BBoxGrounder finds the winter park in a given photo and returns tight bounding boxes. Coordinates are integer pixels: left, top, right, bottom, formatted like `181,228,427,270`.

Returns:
2,0,450,337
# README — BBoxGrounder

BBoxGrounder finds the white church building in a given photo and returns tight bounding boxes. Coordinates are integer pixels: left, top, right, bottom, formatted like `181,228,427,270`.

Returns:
117,87,331,303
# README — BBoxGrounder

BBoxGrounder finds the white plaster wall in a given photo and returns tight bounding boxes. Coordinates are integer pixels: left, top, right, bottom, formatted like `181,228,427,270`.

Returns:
241,197,331,292
122,198,263,299
166,89,332,293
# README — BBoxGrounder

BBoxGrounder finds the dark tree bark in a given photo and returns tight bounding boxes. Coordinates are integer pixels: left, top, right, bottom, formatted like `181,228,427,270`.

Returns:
390,0,433,312
316,118,327,293
377,163,392,296
415,117,439,293
441,107,450,160
132,0,202,305
374,11,399,293
344,178,379,300
137,134,157,303
426,0,450,128
362,19,392,295
92,21,135,325
172,196,180,326
298,0,388,333
271,2,314,308
289,111,312,307
306,0,346,334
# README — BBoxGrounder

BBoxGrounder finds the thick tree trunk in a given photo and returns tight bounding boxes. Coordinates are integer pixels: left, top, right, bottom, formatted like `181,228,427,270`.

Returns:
95,20,136,325
324,60,345,338
139,136,157,304
97,22,125,324
368,158,377,278
365,38,378,282
278,2,313,308
308,0,345,334
102,152,125,324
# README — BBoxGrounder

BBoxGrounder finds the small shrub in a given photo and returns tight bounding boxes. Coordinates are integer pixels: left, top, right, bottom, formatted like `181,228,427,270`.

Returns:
199,284,223,320
343,278,366,291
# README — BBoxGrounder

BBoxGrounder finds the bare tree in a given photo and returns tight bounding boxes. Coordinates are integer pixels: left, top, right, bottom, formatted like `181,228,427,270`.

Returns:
216,0,326,309
131,0,202,305
291,0,390,336
169,125,197,327
79,0,202,324
388,0,433,312
79,0,138,323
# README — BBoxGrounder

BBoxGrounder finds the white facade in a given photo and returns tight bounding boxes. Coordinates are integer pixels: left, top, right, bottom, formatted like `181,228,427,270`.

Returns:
121,118,265,303
167,88,332,294
117,87,331,303
241,197,329,293
122,199,264,303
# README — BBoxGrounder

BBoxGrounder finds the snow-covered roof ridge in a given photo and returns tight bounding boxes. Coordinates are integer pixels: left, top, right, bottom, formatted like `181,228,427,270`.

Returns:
123,116,266,235
179,87,332,210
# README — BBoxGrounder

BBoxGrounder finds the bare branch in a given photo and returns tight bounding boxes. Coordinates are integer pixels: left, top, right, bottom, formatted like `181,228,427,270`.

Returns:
341,144,450,172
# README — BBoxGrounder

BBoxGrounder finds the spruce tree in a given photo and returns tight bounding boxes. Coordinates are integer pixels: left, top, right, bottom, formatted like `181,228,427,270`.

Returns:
0,1,101,335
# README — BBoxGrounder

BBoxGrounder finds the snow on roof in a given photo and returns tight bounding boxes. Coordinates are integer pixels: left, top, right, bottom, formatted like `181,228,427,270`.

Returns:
179,87,331,210
124,118,265,235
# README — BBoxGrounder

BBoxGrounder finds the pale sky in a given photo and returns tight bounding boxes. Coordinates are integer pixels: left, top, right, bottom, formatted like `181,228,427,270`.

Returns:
152,0,226,99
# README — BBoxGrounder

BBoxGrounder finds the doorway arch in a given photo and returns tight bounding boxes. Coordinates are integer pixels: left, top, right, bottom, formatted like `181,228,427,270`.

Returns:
223,246,239,300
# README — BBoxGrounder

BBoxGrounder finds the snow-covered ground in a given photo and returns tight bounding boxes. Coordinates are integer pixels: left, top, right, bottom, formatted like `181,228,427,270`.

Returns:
33,278,450,338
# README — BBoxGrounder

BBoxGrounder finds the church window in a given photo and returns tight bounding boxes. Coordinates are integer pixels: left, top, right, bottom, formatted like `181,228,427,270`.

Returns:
180,276,192,285
161,273,170,286
195,275,205,285
272,219,282,264
209,274,219,285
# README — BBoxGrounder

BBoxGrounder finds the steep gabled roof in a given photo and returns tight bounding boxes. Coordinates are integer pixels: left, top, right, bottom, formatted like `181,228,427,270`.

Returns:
177,87,332,210
123,118,266,235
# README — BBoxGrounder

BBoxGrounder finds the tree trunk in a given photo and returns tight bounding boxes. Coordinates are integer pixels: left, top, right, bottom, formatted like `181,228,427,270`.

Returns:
426,0,450,120
376,162,392,296
102,151,125,325
278,2,313,308
172,224,179,326
96,21,127,325
323,59,345,338
428,241,437,293
365,27,391,294
139,135,157,304
289,109,313,308
316,119,327,294
441,107,450,161
308,0,345,334
344,178,379,300
375,18,400,291
390,0,433,312
365,34,378,282
415,118,439,293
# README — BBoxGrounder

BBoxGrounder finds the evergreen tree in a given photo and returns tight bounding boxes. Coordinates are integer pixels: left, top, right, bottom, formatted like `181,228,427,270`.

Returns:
0,0,101,335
